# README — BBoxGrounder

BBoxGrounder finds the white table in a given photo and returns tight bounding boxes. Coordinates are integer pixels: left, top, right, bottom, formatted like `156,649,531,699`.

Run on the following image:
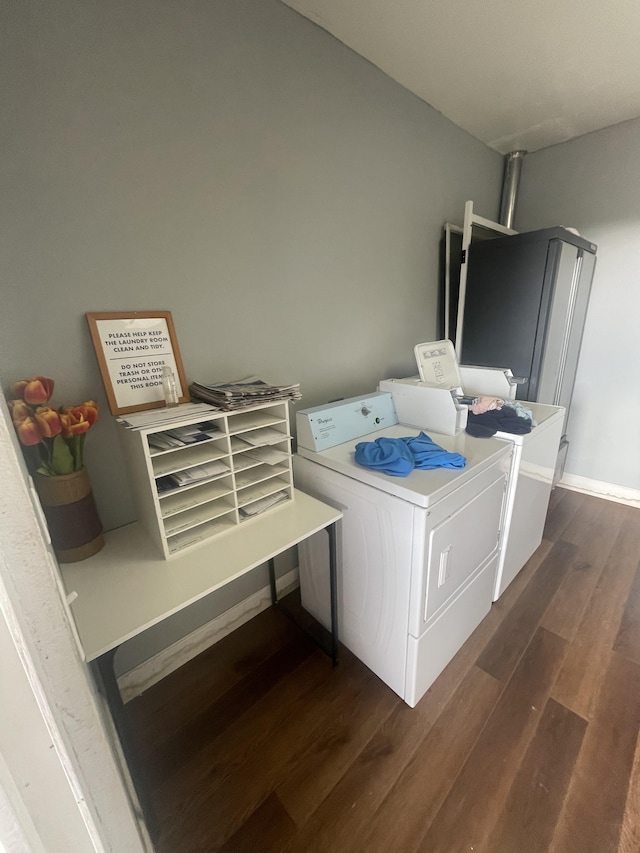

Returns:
60,489,342,836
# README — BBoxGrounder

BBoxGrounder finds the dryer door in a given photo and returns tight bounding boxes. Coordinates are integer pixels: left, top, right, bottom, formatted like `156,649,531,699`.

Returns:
412,473,505,638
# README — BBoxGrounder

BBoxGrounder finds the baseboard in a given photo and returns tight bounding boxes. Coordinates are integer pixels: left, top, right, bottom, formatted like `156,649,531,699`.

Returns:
118,568,299,703
559,474,640,509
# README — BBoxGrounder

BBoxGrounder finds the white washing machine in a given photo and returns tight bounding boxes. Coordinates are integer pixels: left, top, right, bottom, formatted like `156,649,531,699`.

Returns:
488,401,563,598
293,392,512,707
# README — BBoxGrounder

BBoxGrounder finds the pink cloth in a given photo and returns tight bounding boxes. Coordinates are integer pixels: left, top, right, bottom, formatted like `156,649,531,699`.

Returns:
469,396,505,415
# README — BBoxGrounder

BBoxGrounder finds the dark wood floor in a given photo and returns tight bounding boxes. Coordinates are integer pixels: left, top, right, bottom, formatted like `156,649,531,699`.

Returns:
127,488,640,853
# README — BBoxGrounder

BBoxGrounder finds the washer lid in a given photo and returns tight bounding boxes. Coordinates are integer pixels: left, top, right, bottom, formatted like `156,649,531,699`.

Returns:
414,340,462,387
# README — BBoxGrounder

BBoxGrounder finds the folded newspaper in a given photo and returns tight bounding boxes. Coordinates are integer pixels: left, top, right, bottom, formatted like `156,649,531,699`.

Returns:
239,490,289,518
189,375,301,410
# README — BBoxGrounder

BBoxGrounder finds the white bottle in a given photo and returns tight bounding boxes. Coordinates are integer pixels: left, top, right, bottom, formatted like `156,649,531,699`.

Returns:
162,366,179,407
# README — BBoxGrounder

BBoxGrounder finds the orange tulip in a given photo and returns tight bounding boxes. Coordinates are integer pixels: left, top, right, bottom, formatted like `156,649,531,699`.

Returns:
9,377,99,475
60,408,91,437
9,399,33,424
10,376,54,405
74,401,99,427
34,406,63,438
9,380,29,400
16,416,43,446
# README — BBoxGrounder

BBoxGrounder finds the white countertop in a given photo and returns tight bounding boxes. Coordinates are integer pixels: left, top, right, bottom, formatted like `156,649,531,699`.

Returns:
61,489,341,661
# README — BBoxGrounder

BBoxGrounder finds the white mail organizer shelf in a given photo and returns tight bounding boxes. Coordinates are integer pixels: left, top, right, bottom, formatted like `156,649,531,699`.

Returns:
118,400,294,557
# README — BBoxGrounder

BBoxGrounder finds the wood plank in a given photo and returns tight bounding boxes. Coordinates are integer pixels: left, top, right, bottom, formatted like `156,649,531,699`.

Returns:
147,535,552,849
275,667,399,827
217,793,297,853
127,604,303,751
476,539,576,683
618,724,640,853
549,651,640,853
415,627,567,853
543,487,585,542
546,482,569,514
278,550,550,853
613,554,640,664
129,492,639,853
559,493,625,549
281,665,500,853
151,543,532,832
551,510,640,719
491,538,553,620
541,496,626,641
149,646,352,820
352,666,501,853
139,631,318,785
481,698,586,853
157,653,390,850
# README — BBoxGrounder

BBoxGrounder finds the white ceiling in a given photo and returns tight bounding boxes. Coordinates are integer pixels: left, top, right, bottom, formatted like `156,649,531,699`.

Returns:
281,0,640,153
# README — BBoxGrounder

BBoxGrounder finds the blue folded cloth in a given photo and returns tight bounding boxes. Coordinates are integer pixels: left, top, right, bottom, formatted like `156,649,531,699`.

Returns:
355,432,466,477
402,432,467,470
354,436,415,476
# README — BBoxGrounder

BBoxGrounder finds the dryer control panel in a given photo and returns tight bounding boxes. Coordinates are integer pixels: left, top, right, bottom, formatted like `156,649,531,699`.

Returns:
296,392,398,451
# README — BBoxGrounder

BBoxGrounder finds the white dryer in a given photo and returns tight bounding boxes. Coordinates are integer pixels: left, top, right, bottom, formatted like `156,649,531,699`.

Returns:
293,393,512,708
379,339,564,602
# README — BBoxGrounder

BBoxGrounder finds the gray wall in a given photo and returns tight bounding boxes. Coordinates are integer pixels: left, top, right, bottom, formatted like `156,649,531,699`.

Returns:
1,0,502,530
1,0,503,673
516,118,640,491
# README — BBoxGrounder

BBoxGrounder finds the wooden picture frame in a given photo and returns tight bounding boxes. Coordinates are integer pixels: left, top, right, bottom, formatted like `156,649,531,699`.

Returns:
86,311,189,416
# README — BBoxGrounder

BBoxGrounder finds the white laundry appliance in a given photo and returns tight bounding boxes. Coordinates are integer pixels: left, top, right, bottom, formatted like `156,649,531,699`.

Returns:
379,340,564,601
293,391,512,707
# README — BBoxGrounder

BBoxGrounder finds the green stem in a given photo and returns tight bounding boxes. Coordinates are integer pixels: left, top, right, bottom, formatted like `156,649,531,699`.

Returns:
76,434,86,470
41,439,55,475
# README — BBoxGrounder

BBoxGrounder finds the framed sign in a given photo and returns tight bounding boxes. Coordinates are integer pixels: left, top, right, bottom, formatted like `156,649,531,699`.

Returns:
86,311,189,415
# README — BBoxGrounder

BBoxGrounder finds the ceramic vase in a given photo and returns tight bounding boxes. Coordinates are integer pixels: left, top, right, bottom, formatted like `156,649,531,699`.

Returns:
34,468,104,563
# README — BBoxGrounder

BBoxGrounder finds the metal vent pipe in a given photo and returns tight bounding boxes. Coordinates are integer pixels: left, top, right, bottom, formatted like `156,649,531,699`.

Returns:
499,150,527,229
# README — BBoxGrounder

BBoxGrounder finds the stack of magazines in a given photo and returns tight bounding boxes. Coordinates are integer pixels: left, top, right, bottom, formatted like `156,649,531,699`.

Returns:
189,375,301,411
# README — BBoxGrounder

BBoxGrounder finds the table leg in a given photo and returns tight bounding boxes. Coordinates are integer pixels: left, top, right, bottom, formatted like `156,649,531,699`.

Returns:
91,651,159,839
328,522,339,667
268,526,338,665
268,556,278,605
